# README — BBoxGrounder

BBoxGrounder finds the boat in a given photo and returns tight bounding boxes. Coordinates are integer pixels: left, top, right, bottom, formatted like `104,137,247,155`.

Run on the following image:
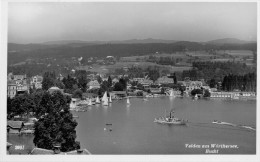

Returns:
169,90,175,97
109,95,112,103
103,98,108,106
88,99,92,106
77,100,88,106
212,120,236,126
126,97,130,105
154,110,187,125
102,92,109,106
143,98,148,101
96,96,101,104
102,91,108,102
194,94,198,99
146,94,154,98
91,98,96,105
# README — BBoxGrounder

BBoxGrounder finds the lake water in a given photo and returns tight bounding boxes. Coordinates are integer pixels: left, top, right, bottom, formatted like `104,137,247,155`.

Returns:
8,97,256,154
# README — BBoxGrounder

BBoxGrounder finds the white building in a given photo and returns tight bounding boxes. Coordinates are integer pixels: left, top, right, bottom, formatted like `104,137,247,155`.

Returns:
87,80,100,90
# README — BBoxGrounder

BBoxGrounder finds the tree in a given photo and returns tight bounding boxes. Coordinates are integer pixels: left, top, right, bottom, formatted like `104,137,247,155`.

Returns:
209,79,216,88
75,70,89,92
113,82,124,91
136,83,144,90
136,91,143,96
97,75,103,84
203,89,211,97
33,91,80,152
108,76,112,87
42,71,56,90
72,89,83,99
62,75,77,92
191,89,202,96
119,78,127,90
42,77,54,90
7,97,14,119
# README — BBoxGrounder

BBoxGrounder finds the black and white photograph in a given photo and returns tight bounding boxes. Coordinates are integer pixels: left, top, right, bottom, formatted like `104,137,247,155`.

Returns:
1,0,259,161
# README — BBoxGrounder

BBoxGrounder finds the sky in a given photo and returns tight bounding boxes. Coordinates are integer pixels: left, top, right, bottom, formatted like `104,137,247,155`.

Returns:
8,2,257,44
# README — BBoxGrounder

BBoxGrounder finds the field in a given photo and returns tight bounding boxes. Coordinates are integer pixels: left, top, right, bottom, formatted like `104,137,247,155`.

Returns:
216,50,253,57
76,61,192,74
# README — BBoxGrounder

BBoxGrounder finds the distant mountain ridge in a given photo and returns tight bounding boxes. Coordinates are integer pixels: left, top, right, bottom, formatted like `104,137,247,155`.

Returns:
206,38,256,45
8,38,256,53
42,38,178,45
8,38,257,65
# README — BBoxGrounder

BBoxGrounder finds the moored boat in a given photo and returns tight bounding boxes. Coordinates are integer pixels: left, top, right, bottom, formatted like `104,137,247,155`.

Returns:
96,96,101,104
102,91,109,106
127,97,130,105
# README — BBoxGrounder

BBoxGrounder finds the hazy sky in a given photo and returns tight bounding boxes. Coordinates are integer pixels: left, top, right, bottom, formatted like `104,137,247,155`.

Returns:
8,2,257,44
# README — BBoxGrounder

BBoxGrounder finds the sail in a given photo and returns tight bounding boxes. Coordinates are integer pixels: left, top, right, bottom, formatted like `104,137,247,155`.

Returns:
88,99,92,105
170,89,175,97
127,97,130,105
102,91,108,102
103,98,108,106
109,95,112,103
96,96,100,104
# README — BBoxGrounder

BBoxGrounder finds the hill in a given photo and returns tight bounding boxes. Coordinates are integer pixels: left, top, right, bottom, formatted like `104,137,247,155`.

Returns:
7,39,257,65
206,38,256,45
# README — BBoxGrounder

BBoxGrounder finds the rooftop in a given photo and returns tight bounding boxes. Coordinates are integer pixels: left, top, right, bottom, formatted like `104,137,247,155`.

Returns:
30,148,91,155
7,121,24,129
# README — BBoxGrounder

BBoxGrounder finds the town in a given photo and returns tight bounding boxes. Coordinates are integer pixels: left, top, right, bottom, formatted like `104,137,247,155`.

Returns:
5,2,257,157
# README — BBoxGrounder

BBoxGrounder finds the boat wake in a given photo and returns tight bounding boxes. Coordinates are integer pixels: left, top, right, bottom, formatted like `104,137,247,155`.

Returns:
212,120,256,131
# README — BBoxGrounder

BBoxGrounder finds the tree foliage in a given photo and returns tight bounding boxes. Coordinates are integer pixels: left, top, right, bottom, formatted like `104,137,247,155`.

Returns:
221,73,256,92
191,89,203,96
33,91,80,152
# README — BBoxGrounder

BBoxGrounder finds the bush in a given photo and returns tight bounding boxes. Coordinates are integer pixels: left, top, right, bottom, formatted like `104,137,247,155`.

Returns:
203,89,211,97
191,89,202,96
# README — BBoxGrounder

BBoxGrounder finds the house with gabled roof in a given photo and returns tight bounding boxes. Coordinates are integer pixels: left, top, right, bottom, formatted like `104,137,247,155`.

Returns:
87,80,100,90
7,121,24,134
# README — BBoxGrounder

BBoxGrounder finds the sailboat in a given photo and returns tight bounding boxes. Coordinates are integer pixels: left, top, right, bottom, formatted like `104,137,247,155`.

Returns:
194,94,198,99
102,92,109,106
109,95,112,103
103,98,109,106
88,98,92,106
102,91,107,102
169,90,175,97
96,96,101,104
127,97,130,105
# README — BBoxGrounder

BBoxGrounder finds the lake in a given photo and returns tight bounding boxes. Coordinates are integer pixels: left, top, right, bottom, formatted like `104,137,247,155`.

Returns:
8,97,256,154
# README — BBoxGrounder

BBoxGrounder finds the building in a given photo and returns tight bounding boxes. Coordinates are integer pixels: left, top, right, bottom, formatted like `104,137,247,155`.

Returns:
178,80,203,92
87,80,100,89
48,87,64,94
17,82,30,95
70,98,81,109
140,79,153,89
210,92,256,98
7,80,17,98
149,87,162,94
7,121,24,134
30,148,91,155
30,75,43,89
156,76,174,84
112,78,119,85
8,73,30,97
110,91,127,99
133,78,145,83
13,74,27,81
